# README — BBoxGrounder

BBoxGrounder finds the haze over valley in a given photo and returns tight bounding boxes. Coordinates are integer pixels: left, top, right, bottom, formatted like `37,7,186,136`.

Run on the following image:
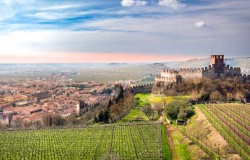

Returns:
1,56,249,83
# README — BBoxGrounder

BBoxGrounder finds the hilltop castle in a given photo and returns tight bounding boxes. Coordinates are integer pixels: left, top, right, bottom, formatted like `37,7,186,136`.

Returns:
155,55,249,83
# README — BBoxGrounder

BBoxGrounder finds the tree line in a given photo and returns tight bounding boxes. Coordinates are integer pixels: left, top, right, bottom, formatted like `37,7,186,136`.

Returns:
152,77,250,103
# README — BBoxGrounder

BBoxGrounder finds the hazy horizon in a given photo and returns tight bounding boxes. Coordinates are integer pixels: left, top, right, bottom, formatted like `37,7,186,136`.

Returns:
0,54,249,64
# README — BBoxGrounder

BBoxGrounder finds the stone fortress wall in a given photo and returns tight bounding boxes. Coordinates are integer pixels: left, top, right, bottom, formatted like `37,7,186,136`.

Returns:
155,55,249,83
76,84,153,115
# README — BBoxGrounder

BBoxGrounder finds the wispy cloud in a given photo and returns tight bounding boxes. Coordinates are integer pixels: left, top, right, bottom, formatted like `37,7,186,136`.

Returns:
30,12,69,20
158,0,185,9
39,4,85,11
194,21,209,28
0,0,250,61
1,0,33,5
121,0,147,7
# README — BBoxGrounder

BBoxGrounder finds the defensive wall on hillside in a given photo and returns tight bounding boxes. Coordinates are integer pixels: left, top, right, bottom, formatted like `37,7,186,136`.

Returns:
76,84,153,115
126,84,153,94
76,97,111,115
155,55,250,83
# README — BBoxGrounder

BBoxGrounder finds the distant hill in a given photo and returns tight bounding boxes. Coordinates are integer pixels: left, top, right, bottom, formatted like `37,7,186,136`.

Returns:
0,57,249,82
161,57,250,74
108,63,128,66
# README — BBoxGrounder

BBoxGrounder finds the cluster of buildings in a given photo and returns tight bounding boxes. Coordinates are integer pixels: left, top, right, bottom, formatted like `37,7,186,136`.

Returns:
0,74,113,127
155,55,250,83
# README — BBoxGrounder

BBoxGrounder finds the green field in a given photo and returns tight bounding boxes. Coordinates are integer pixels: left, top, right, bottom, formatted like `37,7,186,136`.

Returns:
121,93,191,122
0,123,168,160
171,125,192,160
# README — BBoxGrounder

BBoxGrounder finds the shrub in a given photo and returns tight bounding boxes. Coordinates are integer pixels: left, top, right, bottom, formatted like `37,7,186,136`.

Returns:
165,99,194,120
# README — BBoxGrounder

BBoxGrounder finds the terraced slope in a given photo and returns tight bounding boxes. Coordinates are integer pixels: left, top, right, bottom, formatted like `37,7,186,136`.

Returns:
199,104,250,159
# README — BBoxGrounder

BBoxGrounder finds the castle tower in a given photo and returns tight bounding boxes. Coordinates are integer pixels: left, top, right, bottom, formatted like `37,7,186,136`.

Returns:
210,55,224,74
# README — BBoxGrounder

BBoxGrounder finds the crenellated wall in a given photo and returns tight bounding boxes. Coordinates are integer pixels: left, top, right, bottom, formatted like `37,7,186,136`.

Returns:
155,55,246,83
124,84,153,94
224,65,241,77
179,68,203,79
156,68,204,83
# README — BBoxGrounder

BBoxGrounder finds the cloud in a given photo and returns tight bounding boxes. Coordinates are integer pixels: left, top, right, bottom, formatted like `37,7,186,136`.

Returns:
194,21,209,28
1,0,250,58
31,12,65,20
39,4,84,11
1,0,33,5
121,0,147,7
2,0,12,5
159,0,184,9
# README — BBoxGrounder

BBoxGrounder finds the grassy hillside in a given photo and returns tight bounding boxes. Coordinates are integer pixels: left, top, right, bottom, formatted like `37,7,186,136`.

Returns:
120,93,190,122
198,104,250,159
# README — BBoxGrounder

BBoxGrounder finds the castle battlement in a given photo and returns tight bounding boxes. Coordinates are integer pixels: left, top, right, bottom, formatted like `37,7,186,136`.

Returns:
155,76,177,83
155,55,246,83
162,69,178,74
131,84,153,89
123,84,153,94
179,68,203,73
162,68,203,74
201,67,210,72
211,55,224,59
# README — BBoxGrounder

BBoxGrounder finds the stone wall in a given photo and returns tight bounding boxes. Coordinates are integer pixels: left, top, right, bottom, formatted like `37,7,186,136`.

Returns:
155,64,244,83
124,84,153,95
179,68,203,79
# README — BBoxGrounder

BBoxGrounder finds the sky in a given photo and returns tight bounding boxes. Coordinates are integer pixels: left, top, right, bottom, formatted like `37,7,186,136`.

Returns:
0,0,250,63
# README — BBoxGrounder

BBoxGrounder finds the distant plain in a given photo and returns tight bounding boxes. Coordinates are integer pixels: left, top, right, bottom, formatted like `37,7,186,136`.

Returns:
0,57,249,83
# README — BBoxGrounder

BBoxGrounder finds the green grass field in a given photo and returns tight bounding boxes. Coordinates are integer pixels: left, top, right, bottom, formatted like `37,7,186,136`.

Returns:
171,126,192,160
0,123,167,160
121,93,191,122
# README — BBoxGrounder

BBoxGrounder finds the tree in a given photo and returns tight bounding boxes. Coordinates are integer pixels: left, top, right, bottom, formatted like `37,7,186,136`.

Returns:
165,104,179,120
103,110,110,123
42,113,65,127
235,91,245,102
43,113,53,127
154,104,164,116
94,116,99,123
107,99,112,109
184,107,195,118
165,99,194,120
98,111,104,122
199,92,210,102
102,88,112,94
52,114,65,126
177,111,187,120
160,97,168,108
226,92,234,102
142,104,153,119
209,91,224,102
97,110,110,123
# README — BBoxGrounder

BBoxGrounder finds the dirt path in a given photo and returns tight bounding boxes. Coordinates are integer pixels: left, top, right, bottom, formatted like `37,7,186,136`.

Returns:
165,121,208,160
158,115,164,123
165,123,179,160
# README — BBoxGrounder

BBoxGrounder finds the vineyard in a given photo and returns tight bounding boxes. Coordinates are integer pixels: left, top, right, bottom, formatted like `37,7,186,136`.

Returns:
199,103,250,159
0,123,169,160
